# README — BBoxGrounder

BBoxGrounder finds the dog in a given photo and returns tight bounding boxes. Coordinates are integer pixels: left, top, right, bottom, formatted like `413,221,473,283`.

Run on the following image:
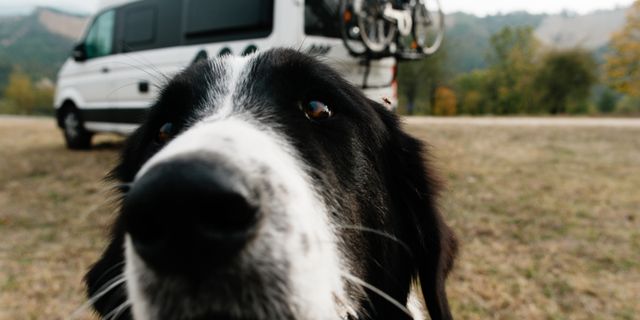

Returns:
85,48,458,320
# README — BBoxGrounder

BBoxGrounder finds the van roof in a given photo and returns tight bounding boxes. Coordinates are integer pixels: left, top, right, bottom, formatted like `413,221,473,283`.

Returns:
98,0,140,11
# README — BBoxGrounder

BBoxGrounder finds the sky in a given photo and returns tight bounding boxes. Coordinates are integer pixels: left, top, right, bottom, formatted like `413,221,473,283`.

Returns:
0,0,635,16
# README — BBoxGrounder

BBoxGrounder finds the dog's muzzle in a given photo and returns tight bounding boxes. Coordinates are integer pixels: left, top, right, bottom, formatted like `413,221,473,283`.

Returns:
121,155,259,277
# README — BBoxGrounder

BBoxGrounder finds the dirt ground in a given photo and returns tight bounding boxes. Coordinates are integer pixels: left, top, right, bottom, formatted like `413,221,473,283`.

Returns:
0,116,638,319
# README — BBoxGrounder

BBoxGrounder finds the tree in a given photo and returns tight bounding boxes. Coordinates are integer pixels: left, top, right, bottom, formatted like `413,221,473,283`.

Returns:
4,69,36,114
614,96,640,114
0,60,12,92
485,26,540,114
597,89,618,114
454,70,490,114
432,86,457,116
605,1,640,97
533,49,597,114
450,26,541,115
397,47,448,115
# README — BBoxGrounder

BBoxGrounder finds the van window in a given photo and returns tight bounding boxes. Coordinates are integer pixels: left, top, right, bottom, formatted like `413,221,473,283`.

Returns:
114,1,181,53
305,0,340,38
183,0,274,44
85,10,115,59
123,6,157,50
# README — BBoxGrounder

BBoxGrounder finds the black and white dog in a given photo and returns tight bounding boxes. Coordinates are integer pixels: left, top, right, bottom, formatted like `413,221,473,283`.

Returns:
85,49,457,320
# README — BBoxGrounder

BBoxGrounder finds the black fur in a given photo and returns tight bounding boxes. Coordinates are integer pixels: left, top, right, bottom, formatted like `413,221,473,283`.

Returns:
86,48,457,320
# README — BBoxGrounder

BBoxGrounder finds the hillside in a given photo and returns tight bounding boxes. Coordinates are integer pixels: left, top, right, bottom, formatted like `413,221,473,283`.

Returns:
444,11,547,73
535,8,628,50
444,7,628,73
0,8,88,90
37,7,88,40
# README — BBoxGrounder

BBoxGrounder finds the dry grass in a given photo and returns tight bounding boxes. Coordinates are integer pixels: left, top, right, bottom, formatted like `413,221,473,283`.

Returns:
0,117,121,320
405,120,640,320
0,116,638,319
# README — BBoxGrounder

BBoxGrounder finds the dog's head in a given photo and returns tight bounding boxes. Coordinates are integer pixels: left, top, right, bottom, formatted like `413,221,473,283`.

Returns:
86,49,457,320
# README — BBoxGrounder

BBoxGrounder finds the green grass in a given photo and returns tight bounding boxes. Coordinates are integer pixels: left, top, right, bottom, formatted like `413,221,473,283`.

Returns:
0,117,638,319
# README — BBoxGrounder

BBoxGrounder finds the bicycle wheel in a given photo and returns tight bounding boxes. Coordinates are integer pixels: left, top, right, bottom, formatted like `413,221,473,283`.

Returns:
412,0,445,55
357,0,397,52
340,0,397,54
340,0,369,55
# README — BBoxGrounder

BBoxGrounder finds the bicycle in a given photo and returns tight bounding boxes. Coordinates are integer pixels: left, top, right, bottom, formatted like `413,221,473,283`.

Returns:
339,0,445,59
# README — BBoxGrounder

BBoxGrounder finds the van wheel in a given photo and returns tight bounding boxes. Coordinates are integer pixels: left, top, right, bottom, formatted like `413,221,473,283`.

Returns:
62,108,93,150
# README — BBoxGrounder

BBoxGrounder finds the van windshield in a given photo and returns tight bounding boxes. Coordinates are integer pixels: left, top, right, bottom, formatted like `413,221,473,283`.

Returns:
85,10,115,59
305,0,340,38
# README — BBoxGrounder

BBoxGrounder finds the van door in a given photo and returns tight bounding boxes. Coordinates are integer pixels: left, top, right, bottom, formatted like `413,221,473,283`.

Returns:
108,0,183,125
67,9,118,124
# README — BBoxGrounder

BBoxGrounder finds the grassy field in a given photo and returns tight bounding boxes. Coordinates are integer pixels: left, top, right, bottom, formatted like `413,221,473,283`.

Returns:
1,116,639,319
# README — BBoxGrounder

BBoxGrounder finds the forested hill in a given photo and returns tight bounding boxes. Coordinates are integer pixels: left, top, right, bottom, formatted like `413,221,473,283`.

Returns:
444,12,547,73
0,7,88,90
444,7,628,74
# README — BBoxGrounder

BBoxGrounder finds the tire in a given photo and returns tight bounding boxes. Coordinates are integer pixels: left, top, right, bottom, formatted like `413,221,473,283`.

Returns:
61,107,93,150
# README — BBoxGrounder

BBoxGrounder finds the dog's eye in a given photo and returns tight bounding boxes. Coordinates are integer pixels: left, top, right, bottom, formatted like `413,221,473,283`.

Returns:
301,100,332,120
157,122,174,143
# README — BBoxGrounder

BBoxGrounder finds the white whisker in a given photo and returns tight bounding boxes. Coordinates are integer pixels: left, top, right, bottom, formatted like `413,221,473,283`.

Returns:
92,261,126,285
341,272,412,317
106,82,140,99
69,274,127,319
111,60,169,87
336,225,413,257
119,44,171,83
104,300,132,320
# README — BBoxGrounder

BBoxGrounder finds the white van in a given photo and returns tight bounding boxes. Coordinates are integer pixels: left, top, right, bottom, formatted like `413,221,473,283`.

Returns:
54,0,443,149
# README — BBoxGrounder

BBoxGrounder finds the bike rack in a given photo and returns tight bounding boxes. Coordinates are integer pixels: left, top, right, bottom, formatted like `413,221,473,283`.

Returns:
339,0,445,61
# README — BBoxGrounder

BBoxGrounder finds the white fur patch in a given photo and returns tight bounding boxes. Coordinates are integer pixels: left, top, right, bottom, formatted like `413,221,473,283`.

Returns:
125,235,153,320
407,282,427,320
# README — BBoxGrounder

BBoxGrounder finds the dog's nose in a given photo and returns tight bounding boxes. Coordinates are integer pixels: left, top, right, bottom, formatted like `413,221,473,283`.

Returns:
122,157,258,275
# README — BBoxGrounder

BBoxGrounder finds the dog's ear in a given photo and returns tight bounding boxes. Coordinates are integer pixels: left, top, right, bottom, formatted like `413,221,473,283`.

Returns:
398,133,457,320
375,105,458,320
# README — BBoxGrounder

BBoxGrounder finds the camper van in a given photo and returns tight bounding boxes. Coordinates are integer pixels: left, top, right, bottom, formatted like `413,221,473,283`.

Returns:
54,0,443,149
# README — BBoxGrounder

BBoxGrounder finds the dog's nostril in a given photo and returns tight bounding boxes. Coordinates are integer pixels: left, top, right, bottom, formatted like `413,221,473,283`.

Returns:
197,192,258,238
121,157,259,274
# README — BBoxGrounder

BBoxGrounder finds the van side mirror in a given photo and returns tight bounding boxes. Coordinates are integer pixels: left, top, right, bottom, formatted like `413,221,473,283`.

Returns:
73,43,87,62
